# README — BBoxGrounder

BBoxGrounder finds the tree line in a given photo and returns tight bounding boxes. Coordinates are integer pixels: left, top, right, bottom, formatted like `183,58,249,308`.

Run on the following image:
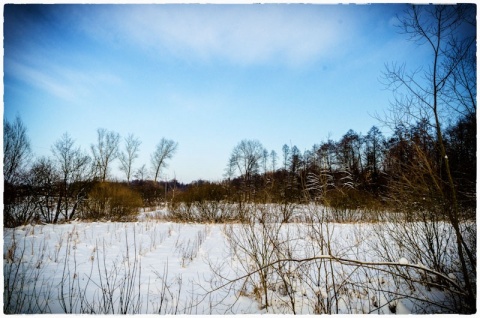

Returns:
4,122,180,226
5,106,474,226
172,112,475,220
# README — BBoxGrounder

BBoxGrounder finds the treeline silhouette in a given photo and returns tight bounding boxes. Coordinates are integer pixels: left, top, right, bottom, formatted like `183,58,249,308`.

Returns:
173,113,475,221
4,112,475,226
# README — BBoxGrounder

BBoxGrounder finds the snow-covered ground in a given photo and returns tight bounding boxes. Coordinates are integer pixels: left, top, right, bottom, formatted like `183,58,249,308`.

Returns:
3,207,464,314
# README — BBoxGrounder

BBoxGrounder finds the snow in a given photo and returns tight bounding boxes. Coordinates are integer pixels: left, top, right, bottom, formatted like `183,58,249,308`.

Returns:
3,208,463,314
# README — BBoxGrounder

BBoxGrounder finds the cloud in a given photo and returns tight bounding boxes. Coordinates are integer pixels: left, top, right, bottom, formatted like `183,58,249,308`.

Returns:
81,5,356,67
6,60,77,100
5,55,123,102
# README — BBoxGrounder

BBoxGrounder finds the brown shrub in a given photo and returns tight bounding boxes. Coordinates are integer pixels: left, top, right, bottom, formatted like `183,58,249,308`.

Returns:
85,182,143,221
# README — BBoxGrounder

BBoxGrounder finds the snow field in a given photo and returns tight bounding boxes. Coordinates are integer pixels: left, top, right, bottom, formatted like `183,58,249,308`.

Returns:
4,221,261,314
4,211,467,314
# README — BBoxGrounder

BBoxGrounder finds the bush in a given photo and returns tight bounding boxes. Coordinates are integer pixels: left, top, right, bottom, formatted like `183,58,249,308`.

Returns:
4,183,38,227
84,182,143,221
170,181,234,222
129,180,164,208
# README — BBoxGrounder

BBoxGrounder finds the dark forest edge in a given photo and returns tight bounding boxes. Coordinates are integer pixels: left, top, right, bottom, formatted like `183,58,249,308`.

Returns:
4,111,475,227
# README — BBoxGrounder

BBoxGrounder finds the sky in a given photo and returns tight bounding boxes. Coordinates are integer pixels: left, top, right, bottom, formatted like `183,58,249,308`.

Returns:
3,2,434,183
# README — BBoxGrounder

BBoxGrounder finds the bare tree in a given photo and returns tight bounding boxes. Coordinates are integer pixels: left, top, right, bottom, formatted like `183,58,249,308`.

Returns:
91,128,120,182
52,132,91,222
316,140,336,172
269,150,277,172
261,149,269,175
228,140,265,181
442,6,476,117
364,126,385,186
134,164,149,181
281,144,290,171
381,4,476,310
336,130,363,180
30,156,60,223
3,116,34,226
227,139,265,203
119,134,141,183
4,116,31,185
151,138,178,183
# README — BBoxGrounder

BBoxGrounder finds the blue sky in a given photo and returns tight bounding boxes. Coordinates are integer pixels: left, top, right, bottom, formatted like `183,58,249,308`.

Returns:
4,3,431,183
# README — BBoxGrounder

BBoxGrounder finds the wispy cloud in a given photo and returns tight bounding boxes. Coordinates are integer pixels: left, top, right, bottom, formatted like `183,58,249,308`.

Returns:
6,59,77,100
79,5,356,67
5,54,123,102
